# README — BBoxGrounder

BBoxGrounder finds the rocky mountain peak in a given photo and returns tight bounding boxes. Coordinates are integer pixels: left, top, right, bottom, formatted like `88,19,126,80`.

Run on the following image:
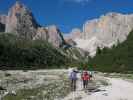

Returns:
6,1,39,39
83,13,133,44
2,2,65,47
70,28,82,39
68,12,133,57
14,1,23,12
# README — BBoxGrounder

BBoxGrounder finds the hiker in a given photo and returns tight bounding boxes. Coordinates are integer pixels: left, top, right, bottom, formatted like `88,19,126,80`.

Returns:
82,71,90,89
89,71,93,80
69,68,78,91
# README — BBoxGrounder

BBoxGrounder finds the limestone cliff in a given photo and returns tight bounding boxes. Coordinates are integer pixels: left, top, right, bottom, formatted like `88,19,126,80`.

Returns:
6,1,39,39
69,13,133,57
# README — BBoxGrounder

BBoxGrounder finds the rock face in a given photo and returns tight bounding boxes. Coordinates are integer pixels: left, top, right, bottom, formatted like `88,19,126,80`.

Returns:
64,28,82,47
69,13,133,57
69,28,82,39
4,1,65,47
47,25,65,47
6,1,39,39
83,13,133,44
64,38,76,46
33,27,48,41
0,15,7,25
34,26,65,47
75,37,104,57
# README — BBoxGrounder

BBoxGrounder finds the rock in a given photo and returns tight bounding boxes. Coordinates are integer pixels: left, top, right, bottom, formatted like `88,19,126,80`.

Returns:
34,26,66,47
33,27,48,40
69,28,82,39
47,25,65,47
83,12,133,45
69,12,133,57
64,47,89,60
102,93,108,96
0,15,7,25
10,90,17,96
6,1,39,39
0,86,6,90
64,38,76,47
4,1,65,47
74,37,104,57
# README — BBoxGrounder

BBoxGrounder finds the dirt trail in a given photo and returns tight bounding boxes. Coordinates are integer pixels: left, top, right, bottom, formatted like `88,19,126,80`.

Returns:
63,75,133,100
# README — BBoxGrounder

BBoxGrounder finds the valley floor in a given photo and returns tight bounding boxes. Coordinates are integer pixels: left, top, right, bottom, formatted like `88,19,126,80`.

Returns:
63,73,133,100
0,70,133,100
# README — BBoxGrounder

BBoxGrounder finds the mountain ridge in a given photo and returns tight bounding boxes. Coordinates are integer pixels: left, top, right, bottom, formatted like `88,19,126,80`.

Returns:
67,12,133,57
0,1,65,48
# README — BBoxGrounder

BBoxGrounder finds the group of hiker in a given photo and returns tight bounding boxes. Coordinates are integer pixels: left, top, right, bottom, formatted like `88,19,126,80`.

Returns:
69,67,93,91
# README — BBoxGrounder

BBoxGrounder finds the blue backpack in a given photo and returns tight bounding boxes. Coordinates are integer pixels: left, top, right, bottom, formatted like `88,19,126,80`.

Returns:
70,71,77,80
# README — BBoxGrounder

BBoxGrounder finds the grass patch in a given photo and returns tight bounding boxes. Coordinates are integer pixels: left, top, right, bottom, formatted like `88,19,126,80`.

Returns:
3,74,71,100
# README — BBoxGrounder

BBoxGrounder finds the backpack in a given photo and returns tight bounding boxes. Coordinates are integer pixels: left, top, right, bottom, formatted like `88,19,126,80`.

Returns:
82,72,90,80
70,71,77,80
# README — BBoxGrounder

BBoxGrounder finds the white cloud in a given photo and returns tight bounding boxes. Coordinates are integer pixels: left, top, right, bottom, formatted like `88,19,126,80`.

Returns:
73,0,90,3
64,0,92,4
58,0,92,7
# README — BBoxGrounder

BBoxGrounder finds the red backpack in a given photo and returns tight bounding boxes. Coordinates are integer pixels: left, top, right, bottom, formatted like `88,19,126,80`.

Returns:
82,72,90,80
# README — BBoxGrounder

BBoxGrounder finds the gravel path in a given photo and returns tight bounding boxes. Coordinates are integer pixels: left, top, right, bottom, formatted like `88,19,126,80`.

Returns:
63,75,133,100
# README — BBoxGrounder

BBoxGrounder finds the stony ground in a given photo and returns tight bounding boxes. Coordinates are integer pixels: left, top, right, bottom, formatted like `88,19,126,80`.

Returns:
0,70,133,100
63,72,133,100
0,70,71,100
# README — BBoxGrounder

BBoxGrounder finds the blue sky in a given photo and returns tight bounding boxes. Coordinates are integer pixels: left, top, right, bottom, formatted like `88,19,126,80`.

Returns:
0,0,133,33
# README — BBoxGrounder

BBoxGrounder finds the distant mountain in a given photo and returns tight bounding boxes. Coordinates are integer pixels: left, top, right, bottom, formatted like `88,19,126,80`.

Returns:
68,12,133,57
88,30,133,72
6,1,39,39
74,37,104,57
1,1,65,48
2,1,133,69
0,1,88,69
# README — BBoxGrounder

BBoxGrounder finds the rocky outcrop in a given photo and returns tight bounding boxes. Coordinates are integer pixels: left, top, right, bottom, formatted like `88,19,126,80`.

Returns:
63,28,82,47
33,27,48,41
69,28,82,39
83,13,133,45
0,15,7,25
6,1,39,39
69,12,133,57
75,37,104,57
64,38,76,46
4,1,65,47
34,26,65,47
47,25,65,47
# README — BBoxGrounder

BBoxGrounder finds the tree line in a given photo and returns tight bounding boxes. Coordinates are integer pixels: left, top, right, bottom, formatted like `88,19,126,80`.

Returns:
88,30,133,73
